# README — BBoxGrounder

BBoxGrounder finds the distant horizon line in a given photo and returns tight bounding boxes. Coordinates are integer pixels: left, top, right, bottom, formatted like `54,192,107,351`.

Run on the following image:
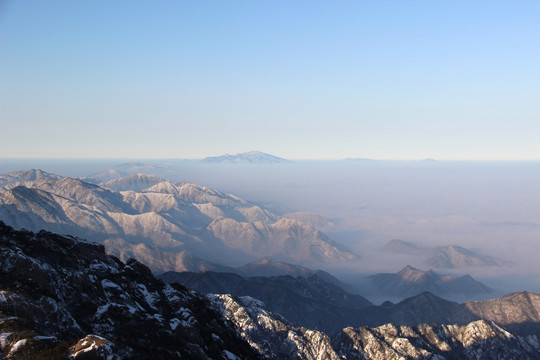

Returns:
2,157,540,162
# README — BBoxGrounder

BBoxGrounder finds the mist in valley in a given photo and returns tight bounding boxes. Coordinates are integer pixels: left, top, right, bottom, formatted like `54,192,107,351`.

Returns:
2,157,539,301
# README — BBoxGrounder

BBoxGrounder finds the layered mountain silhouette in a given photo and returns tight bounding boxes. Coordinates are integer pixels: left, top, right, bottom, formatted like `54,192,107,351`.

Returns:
85,162,176,183
0,170,357,271
0,169,63,188
163,267,540,340
2,222,540,359
160,270,373,334
212,293,540,360
201,151,291,164
367,265,492,298
236,258,341,285
383,239,511,268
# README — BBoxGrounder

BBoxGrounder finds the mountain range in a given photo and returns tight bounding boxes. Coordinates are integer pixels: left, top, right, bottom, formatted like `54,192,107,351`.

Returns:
383,239,511,268
201,151,291,164
2,222,539,359
366,265,492,298
0,169,356,272
159,270,373,334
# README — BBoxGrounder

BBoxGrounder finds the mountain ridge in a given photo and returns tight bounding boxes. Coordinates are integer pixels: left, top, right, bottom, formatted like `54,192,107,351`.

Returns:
382,239,512,269
0,170,357,270
366,265,492,298
2,222,540,359
201,151,291,164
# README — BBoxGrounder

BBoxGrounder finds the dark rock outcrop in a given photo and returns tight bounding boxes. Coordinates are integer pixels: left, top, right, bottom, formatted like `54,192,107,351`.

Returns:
0,222,260,359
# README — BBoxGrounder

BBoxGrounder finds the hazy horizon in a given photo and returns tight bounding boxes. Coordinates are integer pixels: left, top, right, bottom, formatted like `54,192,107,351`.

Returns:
2,1,540,160
2,158,539,300
2,1,540,302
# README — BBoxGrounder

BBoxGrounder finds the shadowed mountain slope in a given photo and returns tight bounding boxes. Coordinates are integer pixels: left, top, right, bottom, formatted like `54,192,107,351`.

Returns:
0,221,260,359
367,265,492,298
159,271,373,334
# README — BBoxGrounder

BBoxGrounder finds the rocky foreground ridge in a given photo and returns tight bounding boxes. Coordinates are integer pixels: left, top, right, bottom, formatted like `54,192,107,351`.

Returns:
0,222,259,359
1,223,540,359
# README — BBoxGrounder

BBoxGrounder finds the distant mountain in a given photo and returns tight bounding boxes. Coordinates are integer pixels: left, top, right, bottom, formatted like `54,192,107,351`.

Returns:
159,271,373,334
208,217,355,264
427,244,512,268
103,237,237,274
282,212,334,228
367,265,492,298
88,162,175,182
236,257,341,286
0,170,357,270
100,173,165,192
382,239,422,254
382,239,511,269
201,151,291,164
0,168,63,189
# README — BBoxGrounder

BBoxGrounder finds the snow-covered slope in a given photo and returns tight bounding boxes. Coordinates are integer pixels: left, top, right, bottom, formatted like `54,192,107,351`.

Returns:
0,169,63,188
0,170,357,270
100,173,165,192
160,271,373,334
209,292,540,360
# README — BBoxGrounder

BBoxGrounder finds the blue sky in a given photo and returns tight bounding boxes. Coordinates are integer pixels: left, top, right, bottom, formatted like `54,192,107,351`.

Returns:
1,1,539,160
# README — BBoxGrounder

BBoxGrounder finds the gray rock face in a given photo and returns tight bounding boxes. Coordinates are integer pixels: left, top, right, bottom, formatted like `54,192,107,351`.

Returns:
208,294,341,360
0,171,357,270
463,291,540,337
0,222,260,359
333,321,540,360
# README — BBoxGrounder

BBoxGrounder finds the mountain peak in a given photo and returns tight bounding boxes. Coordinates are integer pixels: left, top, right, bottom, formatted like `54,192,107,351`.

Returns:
101,173,165,192
201,151,291,164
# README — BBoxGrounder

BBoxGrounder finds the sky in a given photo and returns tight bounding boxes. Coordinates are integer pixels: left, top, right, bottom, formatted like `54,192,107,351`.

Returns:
1,1,539,160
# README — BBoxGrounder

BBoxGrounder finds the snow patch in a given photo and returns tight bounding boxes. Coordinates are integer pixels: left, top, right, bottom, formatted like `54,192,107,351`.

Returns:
223,350,240,360
0,332,12,349
101,279,122,290
137,284,157,309
9,339,27,355
170,318,181,330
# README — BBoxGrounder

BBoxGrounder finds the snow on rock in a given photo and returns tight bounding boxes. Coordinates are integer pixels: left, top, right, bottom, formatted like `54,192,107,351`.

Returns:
0,222,260,359
8,338,27,356
70,335,114,360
